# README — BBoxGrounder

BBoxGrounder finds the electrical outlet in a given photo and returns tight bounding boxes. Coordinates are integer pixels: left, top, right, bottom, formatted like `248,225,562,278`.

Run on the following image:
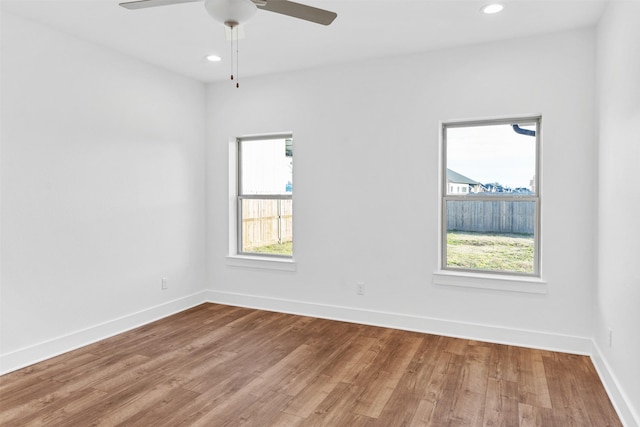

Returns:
356,282,365,296
608,328,613,348
161,277,168,290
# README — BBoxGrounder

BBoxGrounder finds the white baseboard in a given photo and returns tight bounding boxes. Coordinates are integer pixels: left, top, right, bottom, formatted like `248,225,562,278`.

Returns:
0,291,208,375
590,341,640,427
205,290,591,354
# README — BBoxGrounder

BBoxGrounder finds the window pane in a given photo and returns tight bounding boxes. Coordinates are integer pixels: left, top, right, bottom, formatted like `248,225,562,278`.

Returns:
240,198,293,256
445,199,535,274
241,138,293,195
446,123,536,195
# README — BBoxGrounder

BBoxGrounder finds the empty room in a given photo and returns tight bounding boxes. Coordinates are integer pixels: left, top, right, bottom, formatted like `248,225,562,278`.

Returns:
1,0,638,425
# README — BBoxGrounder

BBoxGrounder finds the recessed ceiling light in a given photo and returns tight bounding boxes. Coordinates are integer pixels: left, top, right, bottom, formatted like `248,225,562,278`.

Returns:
206,54,222,62
481,3,504,14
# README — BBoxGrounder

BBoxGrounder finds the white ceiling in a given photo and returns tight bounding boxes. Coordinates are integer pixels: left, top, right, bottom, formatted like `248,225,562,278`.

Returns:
1,0,608,83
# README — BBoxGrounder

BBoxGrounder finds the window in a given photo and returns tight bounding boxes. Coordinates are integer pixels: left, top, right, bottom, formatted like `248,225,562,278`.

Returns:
442,117,540,276
237,134,293,258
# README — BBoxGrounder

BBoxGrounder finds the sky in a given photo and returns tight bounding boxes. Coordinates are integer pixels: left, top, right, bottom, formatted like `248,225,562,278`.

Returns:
446,123,537,189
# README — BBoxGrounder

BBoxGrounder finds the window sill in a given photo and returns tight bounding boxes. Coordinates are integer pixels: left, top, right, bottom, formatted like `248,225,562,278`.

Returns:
225,255,297,272
433,270,547,294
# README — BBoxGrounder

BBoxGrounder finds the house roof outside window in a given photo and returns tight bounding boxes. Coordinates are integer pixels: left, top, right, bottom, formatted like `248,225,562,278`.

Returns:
447,169,480,185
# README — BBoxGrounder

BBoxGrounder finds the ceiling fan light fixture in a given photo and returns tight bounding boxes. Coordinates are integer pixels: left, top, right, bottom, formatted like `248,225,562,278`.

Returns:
481,3,504,14
204,0,257,26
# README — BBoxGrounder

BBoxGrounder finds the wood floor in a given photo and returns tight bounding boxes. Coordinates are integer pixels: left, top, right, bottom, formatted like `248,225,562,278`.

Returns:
0,303,621,426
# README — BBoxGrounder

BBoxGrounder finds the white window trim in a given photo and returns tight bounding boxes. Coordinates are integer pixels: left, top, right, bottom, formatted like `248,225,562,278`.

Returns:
435,115,544,292
226,135,296,271
433,270,547,294
225,255,296,271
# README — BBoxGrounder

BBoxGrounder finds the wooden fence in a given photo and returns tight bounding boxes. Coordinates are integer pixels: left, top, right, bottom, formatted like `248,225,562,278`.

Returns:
242,199,293,250
446,199,535,234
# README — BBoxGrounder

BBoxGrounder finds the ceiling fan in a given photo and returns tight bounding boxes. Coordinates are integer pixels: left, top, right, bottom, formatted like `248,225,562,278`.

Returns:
119,0,336,88
118,0,337,27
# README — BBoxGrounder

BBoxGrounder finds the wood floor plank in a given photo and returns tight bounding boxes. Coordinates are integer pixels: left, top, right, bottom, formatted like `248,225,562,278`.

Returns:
489,343,520,383
186,385,264,427
0,352,98,392
518,348,553,409
483,378,519,427
52,353,150,391
84,305,226,358
0,378,68,426
28,387,109,427
445,336,469,356
518,402,558,427
409,345,463,425
0,303,622,426
226,389,292,427
281,373,336,419
56,371,172,426
368,339,441,426
341,330,393,385
543,354,593,426
115,384,202,427
89,353,173,394
351,333,423,418
156,371,260,426
412,333,449,367
544,353,623,427
182,346,285,394
447,344,492,426
282,336,378,419
238,343,318,396
568,353,623,426
302,381,368,426
277,345,344,398
162,349,238,389
268,411,307,426
428,352,467,423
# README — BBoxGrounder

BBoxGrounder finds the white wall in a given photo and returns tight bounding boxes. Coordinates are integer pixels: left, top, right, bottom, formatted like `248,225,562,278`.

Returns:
595,1,640,425
0,13,207,372
207,28,597,350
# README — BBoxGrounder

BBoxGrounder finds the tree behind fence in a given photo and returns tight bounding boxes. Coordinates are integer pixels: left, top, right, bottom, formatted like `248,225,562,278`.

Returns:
447,199,535,234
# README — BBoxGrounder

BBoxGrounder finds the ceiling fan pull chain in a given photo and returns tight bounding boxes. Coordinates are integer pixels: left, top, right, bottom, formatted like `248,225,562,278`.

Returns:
230,25,234,81
236,30,240,88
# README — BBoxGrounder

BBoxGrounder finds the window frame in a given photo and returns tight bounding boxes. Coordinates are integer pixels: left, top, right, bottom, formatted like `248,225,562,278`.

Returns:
236,133,293,259
441,116,542,278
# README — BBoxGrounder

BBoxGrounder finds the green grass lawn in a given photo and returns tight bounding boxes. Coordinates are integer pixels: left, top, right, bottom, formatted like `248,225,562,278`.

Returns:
250,241,293,256
446,231,534,273
248,233,533,271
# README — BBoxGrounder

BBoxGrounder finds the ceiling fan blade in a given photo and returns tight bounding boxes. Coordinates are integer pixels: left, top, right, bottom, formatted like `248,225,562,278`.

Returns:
119,0,201,10
256,0,337,25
